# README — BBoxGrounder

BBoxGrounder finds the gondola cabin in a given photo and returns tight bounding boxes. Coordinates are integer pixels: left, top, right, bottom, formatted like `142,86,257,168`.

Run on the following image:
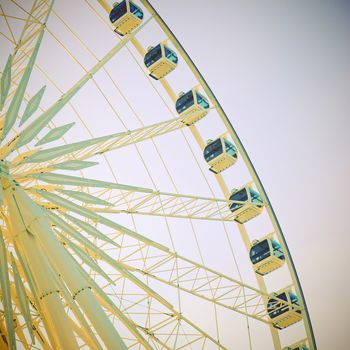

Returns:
229,186,263,223
175,89,209,125
144,43,178,80
282,341,308,350
249,238,285,275
109,1,143,36
203,137,238,174
267,289,302,329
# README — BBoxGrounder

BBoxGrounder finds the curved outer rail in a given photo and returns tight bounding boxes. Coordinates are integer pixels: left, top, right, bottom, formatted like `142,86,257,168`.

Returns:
139,1,317,349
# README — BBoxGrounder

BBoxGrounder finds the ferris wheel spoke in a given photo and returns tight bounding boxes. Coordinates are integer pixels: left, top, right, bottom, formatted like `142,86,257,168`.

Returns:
96,237,275,323
39,192,168,251
22,171,250,222
13,115,185,167
40,198,291,324
0,55,12,112
85,270,226,350
19,86,46,127
93,187,258,222
94,191,240,222
98,196,237,222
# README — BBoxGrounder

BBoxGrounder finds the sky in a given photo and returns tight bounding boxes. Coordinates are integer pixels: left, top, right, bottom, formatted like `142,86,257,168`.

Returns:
1,0,350,349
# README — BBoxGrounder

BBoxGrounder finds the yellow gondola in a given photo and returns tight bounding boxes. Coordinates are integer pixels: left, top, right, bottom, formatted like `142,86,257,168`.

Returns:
267,288,303,329
144,43,178,80
203,137,238,173
229,186,263,223
250,238,285,275
109,1,143,36
282,341,308,350
175,88,209,125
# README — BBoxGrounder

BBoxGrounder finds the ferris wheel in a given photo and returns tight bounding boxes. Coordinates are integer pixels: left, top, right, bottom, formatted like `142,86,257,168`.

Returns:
0,1,317,349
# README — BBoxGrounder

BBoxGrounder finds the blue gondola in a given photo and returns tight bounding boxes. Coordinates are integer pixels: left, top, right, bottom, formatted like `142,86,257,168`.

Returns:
109,1,143,36
203,137,238,174
144,43,178,80
175,89,209,125
228,186,263,223
267,289,302,329
283,342,308,350
249,238,285,275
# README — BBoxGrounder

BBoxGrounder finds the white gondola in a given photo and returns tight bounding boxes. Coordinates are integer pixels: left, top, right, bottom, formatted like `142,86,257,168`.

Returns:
250,238,285,275
229,186,263,223
109,1,143,36
203,137,238,173
282,341,308,350
175,89,209,125
267,288,303,329
144,43,178,80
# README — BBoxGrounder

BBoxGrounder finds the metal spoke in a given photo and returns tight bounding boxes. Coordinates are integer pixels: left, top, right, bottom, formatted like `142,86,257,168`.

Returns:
11,115,186,167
